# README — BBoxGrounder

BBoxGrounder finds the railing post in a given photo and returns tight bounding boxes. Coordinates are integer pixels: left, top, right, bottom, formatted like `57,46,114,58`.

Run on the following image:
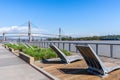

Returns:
58,42,60,48
76,43,78,53
110,45,113,58
39,42,40,48
63,43,65,50
44,42,45,48
41,42,42,47
39,42,41,47
41,42,42,48
53,42,55,45
96,44,98,55
69,43,71,52
44,42,46,48
47,42,49,48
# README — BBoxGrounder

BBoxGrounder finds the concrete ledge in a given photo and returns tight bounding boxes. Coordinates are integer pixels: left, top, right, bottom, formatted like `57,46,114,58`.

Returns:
13,50,20,56
19,52,34,64
7,47,19,56
6,46,34,64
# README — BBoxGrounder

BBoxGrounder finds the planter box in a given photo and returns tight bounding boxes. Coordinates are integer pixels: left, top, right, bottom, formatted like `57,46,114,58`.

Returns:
19,52,34,64
9,48,14,53
7,46,34,64
13,50,20,56
6,46,19,56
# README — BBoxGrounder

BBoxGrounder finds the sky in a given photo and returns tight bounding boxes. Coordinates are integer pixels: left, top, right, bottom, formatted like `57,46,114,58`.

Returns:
0,0,120,37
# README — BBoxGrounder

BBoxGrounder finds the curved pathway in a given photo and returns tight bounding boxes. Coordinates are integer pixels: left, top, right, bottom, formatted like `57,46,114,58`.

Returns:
0,46,50,80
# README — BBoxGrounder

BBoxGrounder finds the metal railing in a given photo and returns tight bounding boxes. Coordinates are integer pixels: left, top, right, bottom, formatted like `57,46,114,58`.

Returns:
21,41,120,59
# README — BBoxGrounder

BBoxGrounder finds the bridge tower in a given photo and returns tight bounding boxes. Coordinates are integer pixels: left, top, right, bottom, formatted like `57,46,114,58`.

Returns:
59,28,62,41
3,33,5,41
28,21,32,42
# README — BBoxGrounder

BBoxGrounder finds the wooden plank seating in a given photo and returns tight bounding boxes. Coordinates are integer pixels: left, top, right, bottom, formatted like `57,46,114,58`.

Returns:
35,57,120,80
76,45,120,77
49,44,82,64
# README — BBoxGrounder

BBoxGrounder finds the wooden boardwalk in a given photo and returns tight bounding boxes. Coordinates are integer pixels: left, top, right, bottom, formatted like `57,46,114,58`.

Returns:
35,57,120,80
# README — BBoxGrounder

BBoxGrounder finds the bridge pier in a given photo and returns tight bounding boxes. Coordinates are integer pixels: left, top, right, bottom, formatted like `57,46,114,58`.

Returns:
3,33,6,41
28,33,32,42
28,21,32,42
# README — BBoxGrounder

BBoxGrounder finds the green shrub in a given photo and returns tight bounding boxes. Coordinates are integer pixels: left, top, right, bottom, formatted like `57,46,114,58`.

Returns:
5,44,18,50
61,49,71,56
5,44,12,48
5,43,27,51
11,44,19,50
32,45,38,49
17,44,27,51
5,44,71,61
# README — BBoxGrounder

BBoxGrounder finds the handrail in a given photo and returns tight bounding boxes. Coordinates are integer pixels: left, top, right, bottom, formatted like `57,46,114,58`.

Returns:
29,41,120,59
31,41,120,45
3,40,120,59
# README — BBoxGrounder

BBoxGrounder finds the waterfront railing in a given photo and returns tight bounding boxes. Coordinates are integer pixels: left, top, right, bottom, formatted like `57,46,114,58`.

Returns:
20,41,120,59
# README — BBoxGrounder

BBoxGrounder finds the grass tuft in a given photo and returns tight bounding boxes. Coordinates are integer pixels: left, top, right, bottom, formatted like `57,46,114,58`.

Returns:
5,44,71,61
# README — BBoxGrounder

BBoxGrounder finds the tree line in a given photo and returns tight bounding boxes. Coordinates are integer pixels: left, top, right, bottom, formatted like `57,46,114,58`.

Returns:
47,35,120,41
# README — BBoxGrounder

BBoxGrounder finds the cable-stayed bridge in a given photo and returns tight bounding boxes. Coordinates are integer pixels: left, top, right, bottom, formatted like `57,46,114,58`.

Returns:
0,21,69,42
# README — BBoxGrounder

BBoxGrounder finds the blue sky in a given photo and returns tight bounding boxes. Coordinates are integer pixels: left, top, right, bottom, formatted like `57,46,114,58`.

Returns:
0,0,120,37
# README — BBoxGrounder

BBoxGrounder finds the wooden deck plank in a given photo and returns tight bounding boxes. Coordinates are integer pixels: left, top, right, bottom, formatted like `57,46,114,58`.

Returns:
35,57,120,80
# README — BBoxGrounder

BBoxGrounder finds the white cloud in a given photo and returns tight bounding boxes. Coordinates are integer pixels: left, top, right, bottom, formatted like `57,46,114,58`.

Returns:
0,26,59,38
0,26,46,33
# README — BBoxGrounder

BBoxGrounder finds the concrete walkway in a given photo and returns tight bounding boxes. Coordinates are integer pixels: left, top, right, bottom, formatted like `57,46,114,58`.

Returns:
0,46,50,80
